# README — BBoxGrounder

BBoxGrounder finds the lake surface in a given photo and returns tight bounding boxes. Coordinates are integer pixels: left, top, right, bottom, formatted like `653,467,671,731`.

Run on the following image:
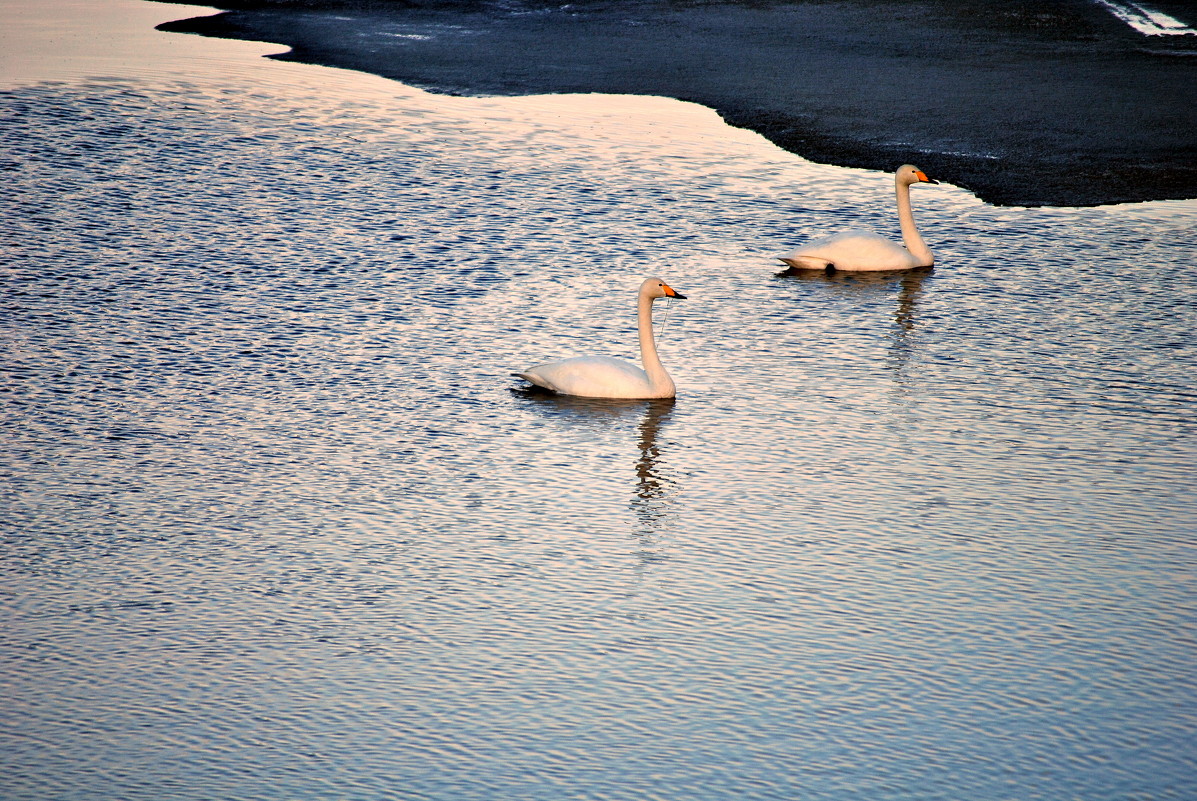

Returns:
2,2,1196,799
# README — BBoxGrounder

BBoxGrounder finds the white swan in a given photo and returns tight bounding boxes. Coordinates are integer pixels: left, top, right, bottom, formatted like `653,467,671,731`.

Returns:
779,164,938,272
516,277,686,399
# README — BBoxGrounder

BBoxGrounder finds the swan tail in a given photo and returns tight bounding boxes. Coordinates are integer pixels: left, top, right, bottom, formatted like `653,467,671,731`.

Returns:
514,371,558,392
778,255,832,271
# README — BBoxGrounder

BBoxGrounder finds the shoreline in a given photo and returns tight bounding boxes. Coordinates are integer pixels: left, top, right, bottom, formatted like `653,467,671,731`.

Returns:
154,0,1197,207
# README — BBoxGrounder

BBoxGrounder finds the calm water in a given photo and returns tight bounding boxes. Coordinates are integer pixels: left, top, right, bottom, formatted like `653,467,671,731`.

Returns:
2,2,1196,799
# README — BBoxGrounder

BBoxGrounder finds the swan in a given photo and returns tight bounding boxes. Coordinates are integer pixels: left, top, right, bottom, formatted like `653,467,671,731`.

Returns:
515,277,686,399
779,164,938,272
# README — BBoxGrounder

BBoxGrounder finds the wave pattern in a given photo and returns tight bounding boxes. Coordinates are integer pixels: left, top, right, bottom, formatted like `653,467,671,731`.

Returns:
2,51,1196,801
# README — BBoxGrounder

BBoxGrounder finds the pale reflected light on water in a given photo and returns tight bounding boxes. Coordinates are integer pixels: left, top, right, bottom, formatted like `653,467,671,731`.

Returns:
2,1,1196,800
514,393,681,540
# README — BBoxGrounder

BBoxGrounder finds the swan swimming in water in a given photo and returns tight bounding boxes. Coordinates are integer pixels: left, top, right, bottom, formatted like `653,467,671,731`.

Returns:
516,277,686,399
779,164,938,273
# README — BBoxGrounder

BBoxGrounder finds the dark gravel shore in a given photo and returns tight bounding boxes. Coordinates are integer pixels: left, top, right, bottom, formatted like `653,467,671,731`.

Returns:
155,0,1197,207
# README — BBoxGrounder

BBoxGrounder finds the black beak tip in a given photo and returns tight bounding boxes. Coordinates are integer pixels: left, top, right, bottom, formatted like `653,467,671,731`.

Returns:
671,292,687,300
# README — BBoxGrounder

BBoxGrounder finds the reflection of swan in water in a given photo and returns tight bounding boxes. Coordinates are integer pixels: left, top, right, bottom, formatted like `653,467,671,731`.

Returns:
887,270,930,386
511,391,679,534
515,277,686,399
779,267,931,376
892,268,929,340
631,398,676,530
779,165,938,273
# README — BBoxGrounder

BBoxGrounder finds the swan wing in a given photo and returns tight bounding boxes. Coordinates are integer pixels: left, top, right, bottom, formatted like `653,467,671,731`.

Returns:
783,229,922,272
519,355,653,399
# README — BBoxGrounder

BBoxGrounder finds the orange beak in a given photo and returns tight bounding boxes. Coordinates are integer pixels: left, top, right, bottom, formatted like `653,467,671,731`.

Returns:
663,283,687,300
915,170,938,185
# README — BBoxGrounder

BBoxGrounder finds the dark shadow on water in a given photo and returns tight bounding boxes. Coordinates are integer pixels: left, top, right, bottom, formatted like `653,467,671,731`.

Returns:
775,264,933,288
511,386,670,421
511,388,679,547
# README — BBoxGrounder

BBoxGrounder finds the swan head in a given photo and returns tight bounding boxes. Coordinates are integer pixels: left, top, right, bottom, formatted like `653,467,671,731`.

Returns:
897,164,938,187
640,277,687,300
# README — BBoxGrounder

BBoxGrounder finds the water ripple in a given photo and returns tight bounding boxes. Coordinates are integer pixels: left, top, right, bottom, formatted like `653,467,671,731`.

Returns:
2,16,1196,801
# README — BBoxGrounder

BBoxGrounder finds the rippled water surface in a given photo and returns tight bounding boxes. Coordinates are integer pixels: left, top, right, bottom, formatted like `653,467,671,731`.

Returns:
3,3,1196,800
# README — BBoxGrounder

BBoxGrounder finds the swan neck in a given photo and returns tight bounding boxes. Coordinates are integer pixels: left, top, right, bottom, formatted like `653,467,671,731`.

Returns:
638,293,674,396
896,179,933,265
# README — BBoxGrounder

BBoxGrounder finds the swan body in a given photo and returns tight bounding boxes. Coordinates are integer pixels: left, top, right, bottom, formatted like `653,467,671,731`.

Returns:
517,277,686,399
779,164,938,272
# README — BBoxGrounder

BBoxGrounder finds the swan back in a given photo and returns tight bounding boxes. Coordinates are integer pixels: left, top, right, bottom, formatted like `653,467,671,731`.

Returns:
518,356,652,398
782,229,922,272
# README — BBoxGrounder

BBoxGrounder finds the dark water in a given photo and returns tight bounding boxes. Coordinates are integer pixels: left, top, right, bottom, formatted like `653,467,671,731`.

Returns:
2,2,1196,799
156,0,1197,207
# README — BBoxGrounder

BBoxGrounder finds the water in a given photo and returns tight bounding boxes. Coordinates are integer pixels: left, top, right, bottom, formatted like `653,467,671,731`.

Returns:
3,2,1196,799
